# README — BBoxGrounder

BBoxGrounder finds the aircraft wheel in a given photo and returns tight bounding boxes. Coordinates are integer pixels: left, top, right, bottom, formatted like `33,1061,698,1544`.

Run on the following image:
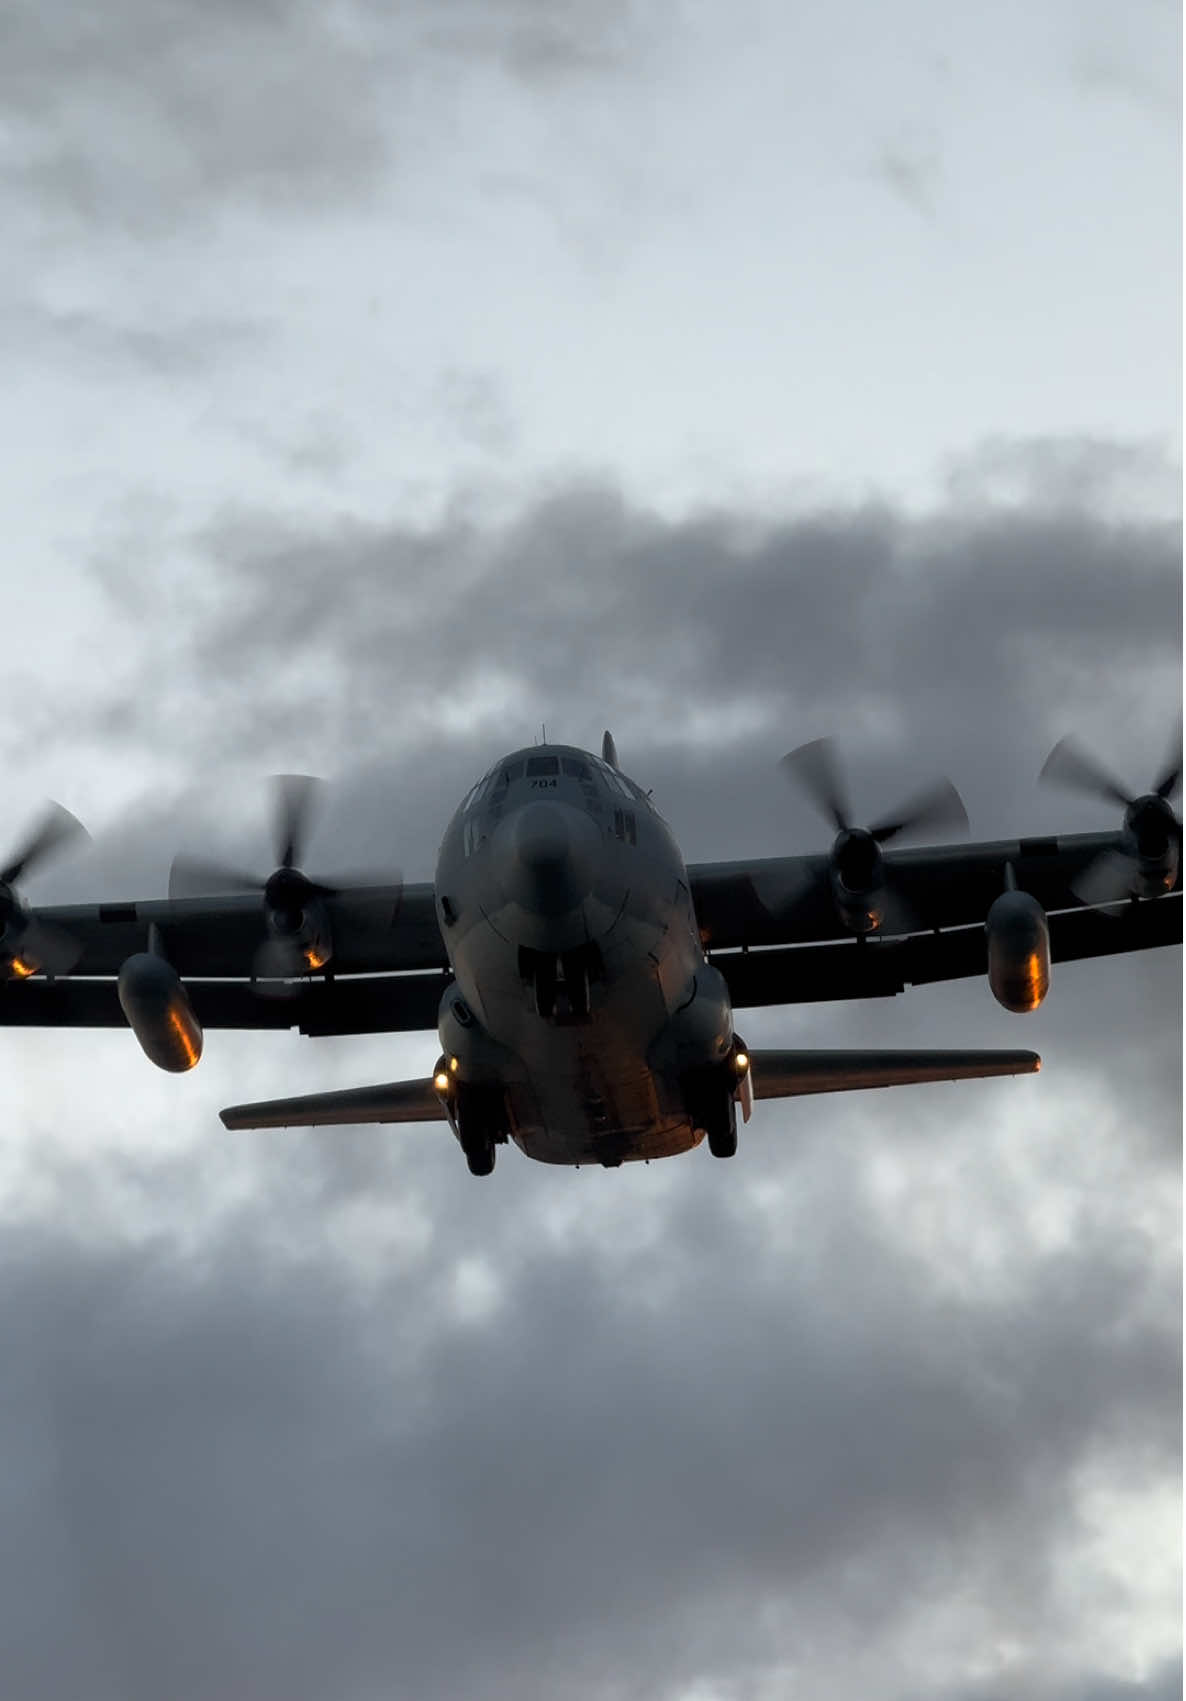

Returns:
696,1078,737,1159
707,1118,737,1159
464,1137,496,1177
456,1084,501,1176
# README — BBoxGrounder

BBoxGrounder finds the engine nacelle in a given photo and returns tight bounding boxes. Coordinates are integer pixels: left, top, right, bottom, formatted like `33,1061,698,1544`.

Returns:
986,889,1050,1013
1122,793,1180,897
829,828,886,934
118,953,203,1072
264,893,332,973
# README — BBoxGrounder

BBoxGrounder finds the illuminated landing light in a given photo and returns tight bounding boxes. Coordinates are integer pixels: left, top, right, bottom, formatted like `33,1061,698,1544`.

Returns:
449,1056,460,1074
434,1071,451,1093
733,1051,750,1074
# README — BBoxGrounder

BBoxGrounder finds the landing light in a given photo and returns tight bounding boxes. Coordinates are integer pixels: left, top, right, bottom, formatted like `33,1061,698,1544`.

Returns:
434,1071,451,1093
733,1051,749,1074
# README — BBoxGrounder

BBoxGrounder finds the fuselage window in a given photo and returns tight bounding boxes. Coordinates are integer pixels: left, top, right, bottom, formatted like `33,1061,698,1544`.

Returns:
612,808,637,846
592,758,634,800
526,756,559,777
470,769,498,808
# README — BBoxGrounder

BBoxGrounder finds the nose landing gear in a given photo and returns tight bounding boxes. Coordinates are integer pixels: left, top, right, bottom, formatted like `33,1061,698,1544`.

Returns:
519,945,599,1023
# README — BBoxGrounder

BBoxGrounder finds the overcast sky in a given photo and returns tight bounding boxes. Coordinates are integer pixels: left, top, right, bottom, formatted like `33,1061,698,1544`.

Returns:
0,3,1180,1698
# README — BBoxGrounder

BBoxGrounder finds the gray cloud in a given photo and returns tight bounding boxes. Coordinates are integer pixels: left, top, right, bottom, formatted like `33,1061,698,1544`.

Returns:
874,136,943,220
0,301,265,379
0,1085,1176,1701
0,0,658,229
47,439,1173,847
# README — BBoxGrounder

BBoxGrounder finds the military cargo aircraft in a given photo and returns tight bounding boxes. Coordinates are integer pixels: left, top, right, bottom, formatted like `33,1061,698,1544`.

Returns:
0,733,1178,1173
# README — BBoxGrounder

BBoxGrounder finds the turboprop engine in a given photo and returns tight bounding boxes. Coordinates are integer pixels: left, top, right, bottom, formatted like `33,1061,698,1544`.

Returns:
0,802,87,980
778,738,969,935
1040,736,1182,908
169,774,401,987
118,950,203,1072
986,882,1050,1013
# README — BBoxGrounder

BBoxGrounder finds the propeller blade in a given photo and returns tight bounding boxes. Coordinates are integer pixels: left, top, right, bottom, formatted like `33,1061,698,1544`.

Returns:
2,802,89,886
880,880,925,936
273,775,324,870
750,863,824,922
1153,730,1182,801
253,936,307,996
870,779,969,845
169,856,267,900
21,919,84,976
780,738,851,833
299,869,404,901
1071,849,1137,912
1040,738,1132,810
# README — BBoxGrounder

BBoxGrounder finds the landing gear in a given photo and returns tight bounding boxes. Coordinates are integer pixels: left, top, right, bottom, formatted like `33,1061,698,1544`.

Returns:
532,956,557,1020
702,1083,738,1158
683,1066,739,1159
520,945,599,1023
455,1084,505,1177
560,952,590,1020
463,1135,496,1177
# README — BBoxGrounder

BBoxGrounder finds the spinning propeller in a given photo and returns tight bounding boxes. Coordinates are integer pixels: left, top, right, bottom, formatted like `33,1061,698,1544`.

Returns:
170,776,401,985
0,802,89,976
770,737,969,934
1039,731,1182,909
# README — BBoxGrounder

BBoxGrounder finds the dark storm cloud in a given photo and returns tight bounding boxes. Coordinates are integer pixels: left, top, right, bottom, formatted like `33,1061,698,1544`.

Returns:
0,0,655,227
181,448,1178,760
20,435,1177,883
0,1107,1175,1701
50,436,1169,859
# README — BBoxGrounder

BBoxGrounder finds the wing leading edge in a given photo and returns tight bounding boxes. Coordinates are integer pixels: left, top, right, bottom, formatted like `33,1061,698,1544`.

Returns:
748,1048,1040,1099
220,1077,448,1130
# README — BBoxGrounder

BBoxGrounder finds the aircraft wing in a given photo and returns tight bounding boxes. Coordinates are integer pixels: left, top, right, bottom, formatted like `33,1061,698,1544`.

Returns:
220,1077,448,1130
216,1051,1040,1132
688,830,1178,948
0,830,1175,1040
19,882,445,977
714,889,1179,1011
747,1048,1040,1098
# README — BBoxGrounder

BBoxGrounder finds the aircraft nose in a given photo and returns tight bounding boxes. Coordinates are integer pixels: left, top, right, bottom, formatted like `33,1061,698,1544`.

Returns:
496,800,599,917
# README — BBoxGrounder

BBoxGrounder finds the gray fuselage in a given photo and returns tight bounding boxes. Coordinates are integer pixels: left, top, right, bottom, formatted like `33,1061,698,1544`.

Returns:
433,746,736,1166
